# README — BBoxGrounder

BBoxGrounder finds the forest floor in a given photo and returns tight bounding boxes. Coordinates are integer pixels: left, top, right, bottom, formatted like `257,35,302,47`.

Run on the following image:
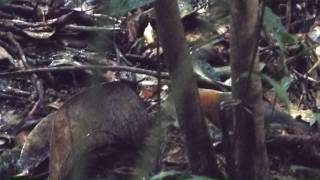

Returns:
0,0,320,179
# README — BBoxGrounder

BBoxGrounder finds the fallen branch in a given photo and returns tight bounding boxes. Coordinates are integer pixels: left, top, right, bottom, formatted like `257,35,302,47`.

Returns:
63,24,120,32
0,65,170,78
0,18,119,32
267,133,320,168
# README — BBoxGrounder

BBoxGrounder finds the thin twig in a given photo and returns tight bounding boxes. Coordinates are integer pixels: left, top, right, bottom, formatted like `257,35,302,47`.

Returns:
6,32,27,68
285,44,320,64
291,67,320,84
307,57,320,74
285,0,292,31
6,31,45,114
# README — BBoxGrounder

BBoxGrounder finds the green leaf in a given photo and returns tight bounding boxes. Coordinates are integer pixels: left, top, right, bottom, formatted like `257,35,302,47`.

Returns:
193,60,221,82
151,171,187,180
261,74,290,111
110,0,155,16
151,171,222,180
279,75,294,91
0,0,9,5
264,7,297,52
110,0,195,17
185,176,219,180
314,112,320,124
290,165,320,175
178,0,194,17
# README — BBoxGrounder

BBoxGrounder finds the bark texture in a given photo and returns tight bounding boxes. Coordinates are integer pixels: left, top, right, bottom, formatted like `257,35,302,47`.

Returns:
154,0,223,178
229,0,269,180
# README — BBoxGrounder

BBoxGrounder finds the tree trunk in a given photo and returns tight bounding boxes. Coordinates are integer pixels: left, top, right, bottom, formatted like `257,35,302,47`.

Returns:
154,0,223,178
229,0,269,180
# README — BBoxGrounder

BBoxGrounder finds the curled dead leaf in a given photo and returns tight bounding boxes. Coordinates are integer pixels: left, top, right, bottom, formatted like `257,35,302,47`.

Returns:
23,27,56,39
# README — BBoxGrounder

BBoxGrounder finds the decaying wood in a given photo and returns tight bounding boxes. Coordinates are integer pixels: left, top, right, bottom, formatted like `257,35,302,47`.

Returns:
267,133,320,168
